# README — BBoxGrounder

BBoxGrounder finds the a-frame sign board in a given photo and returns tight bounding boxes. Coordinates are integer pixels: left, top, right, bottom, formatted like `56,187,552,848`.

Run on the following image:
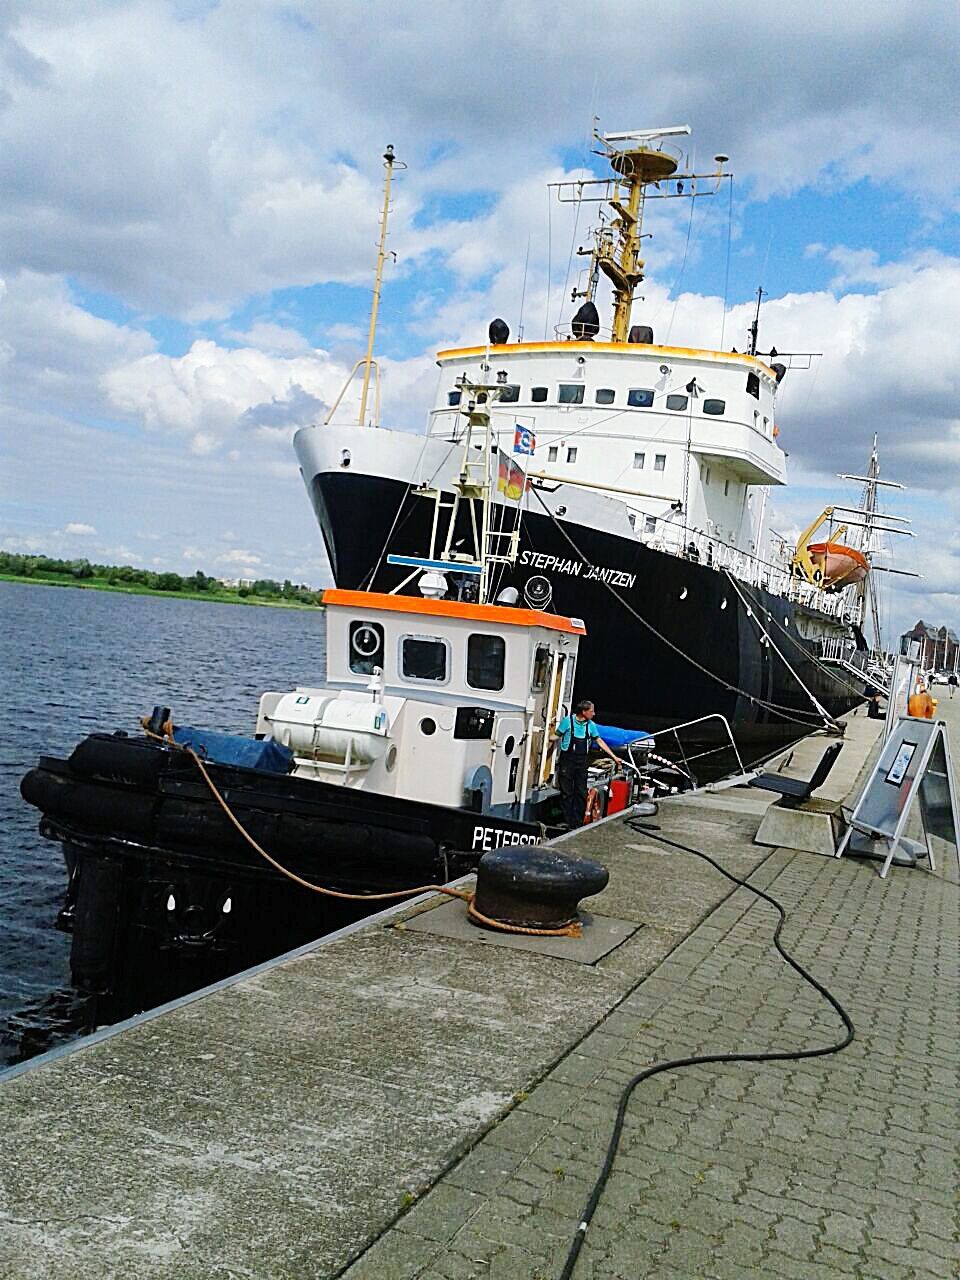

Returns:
836,717,960,880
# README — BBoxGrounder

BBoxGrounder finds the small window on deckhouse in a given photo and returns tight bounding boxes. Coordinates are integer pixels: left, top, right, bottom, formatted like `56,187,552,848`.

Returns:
666,393,688,411
467,634,506,691
633,452,645,469
627,388,655,408
703,399,725,415
498,384,520,403
531,386,548,402
654,454,667,472
448,390,462,406
401,636,448,683
558,384,584,405
547,445,558,462
566,446,578,464
595,388,616,405
746,372,760,399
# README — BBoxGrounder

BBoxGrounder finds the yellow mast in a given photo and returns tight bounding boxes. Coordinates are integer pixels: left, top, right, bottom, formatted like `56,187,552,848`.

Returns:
555,127,728,343
358,144,398,427
597,144,680,342
323,144,403,428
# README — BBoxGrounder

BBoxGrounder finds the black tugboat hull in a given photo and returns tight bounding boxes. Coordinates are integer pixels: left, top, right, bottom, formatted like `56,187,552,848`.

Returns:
20,732,548,1009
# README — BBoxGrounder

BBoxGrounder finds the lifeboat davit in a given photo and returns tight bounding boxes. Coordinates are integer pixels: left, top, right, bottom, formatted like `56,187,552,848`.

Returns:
807,542,869,591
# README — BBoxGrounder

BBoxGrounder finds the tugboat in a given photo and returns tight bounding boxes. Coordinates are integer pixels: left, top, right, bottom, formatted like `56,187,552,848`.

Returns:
295,127,891,755
20,383,652,1005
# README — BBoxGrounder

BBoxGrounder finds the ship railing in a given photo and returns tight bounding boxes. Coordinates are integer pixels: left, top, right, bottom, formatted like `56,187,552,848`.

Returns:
628,712,747,789
649,524,855,620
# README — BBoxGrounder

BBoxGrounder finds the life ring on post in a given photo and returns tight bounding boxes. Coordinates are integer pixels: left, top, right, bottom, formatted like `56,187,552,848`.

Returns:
584,788,603,825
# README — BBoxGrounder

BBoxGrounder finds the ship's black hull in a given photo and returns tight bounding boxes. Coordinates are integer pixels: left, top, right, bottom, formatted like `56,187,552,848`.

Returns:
310,470,862,758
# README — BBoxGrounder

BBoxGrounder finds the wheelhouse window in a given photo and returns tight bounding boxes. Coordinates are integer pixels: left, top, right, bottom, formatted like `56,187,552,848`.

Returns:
633,452,645,469
654,454,667,471
703,398,726,415
531,386,548,402
627,388,655,408
498,384,520,403
547,445,558,462
467,634,506,690
531,644,551,692
746,372,760,399
566,446,578,463
447,390,462,406
401,635,448,683
595,388,616,405
666,393,689,411
349,620,384,674
558,383,585,405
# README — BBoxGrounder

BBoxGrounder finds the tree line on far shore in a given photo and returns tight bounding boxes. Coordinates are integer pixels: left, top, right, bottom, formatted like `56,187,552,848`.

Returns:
0,552,323,605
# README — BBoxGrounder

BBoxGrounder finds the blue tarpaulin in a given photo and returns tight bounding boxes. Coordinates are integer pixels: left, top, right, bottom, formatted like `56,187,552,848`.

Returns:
593,723,652,750
172,726,294,774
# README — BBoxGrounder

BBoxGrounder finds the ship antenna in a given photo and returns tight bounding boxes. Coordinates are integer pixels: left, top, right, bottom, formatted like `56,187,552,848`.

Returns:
323,144,405,428
748,285,764,356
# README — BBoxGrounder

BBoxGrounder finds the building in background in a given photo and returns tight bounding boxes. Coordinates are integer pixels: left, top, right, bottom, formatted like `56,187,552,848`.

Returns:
899,621,960,672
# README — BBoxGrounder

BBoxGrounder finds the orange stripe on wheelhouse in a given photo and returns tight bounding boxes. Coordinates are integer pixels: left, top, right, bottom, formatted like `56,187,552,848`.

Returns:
322,589,586,634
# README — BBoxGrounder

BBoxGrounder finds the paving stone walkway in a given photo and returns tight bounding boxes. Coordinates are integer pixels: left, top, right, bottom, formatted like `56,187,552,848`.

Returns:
346,799,960,1277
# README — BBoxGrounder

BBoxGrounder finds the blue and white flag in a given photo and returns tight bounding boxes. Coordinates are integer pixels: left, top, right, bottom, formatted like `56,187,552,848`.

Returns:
513,423,536,455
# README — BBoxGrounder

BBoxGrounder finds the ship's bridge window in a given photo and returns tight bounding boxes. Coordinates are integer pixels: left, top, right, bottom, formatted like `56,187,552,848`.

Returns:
703,399,726,415
595,388,616,405
447,390,462,407
531,386,548,402
467,634,506,691
558,383,585,405
349,621,385,675
498,384,520,403
666,393,689,411
627,388,655,408
401,635,449,683
746,372,760,399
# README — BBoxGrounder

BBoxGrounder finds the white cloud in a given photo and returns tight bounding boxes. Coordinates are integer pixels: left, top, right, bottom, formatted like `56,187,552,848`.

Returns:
63,522,95,535
217,549,262,566
1,3,957,317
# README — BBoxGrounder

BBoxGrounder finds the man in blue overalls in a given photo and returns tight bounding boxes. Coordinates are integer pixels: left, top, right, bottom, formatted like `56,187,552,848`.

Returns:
553,700,620,828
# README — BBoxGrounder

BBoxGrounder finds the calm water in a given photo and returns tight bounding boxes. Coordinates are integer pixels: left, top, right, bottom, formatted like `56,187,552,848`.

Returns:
0,581,327,1065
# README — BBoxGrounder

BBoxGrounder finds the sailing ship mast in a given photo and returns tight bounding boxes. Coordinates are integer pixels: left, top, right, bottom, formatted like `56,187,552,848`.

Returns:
838,436,906,654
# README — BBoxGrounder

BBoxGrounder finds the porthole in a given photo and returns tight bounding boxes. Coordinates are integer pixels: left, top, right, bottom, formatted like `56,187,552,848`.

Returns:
679,587,688,600
385,745,398,772
419,718,437,736
504,735,516,756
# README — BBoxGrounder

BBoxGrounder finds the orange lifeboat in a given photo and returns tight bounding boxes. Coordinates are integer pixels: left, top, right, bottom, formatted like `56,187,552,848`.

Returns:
806,542,870,591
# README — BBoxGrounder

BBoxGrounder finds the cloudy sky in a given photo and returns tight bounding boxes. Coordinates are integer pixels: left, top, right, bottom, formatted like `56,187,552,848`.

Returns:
2,0,958,643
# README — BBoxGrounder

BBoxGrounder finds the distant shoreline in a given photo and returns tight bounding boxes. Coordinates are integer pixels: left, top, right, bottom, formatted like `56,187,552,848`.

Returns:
0,573,324,610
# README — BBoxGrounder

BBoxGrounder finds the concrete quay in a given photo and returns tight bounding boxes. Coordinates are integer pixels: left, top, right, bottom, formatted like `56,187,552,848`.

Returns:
1,701,958,1279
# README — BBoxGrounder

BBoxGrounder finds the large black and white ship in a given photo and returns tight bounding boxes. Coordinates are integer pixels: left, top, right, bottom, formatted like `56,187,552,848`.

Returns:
295,127,883,757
